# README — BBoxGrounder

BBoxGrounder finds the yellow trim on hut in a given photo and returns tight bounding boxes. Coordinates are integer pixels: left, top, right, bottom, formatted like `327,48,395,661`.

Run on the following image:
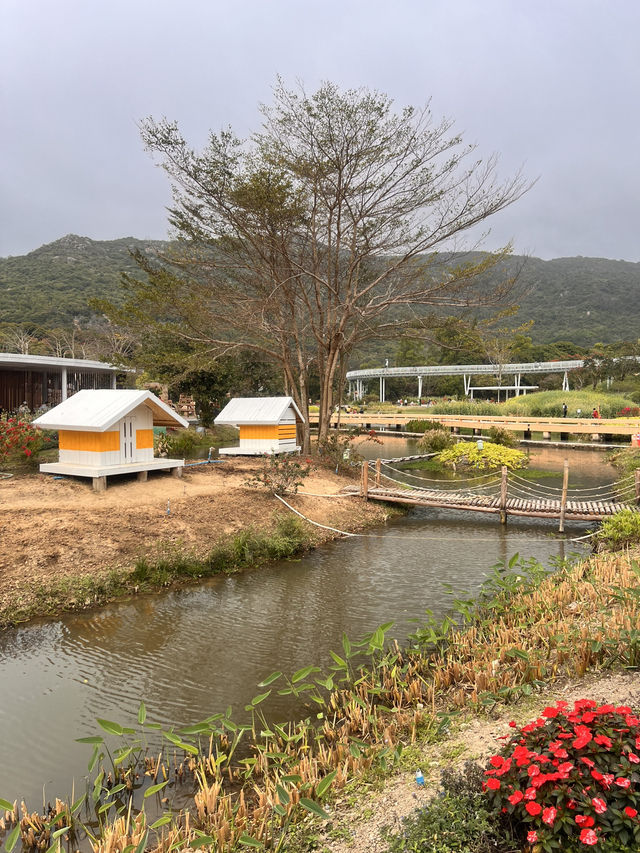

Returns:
136,429,154,449
239,424,279,440
59,430,120,452
277,424,297,439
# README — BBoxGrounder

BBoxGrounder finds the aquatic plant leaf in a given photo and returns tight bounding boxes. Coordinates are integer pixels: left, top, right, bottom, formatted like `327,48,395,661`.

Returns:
257,670,282,687
250,690,271,706
137,702,147,725
133,830,149,853
369,627,385,650
299,798,330,820
96,718,124,736
291,665,319,684
0,798,13,811
150,815,173,830
316,769,337,798
329,650,347,668
238,835,263,848
189,836,215,848
276,784,290,804
144,781,168,798
5,824,20,853
88,745,100,773
114,747,133,766
76,736,104,744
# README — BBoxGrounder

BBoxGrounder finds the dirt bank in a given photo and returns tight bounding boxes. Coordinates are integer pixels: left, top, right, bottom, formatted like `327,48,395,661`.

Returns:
0,458,392,625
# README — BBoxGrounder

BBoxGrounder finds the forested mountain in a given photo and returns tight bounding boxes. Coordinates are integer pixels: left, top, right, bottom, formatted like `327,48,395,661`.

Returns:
1,235,639,346
0,234,169,327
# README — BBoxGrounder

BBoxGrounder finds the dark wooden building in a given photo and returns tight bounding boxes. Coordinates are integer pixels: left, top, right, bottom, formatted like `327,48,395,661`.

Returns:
0,353,120,413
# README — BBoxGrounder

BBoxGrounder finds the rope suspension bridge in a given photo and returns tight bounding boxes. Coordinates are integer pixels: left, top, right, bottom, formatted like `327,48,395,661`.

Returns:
340,458,640,532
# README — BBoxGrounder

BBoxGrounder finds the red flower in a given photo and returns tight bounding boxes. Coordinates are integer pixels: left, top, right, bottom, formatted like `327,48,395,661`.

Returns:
624,807,638,818
591,797,607,814
525,801,541,816
615,777,631,788
575,815,595,827
594,734,612,748
527,830,538,843
486,777,500,790
579,828,598,845
508,790,523,805
542,806,557,825
628,752,640,764
489,756,504,767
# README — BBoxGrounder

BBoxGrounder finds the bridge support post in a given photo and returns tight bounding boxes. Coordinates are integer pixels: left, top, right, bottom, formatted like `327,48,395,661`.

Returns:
375,457,381,487
500,466,508,524
635,469,640,505
558,459,569,533
361,461,369,500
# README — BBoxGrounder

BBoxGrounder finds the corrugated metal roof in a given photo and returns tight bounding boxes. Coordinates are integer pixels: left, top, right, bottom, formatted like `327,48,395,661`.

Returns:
33,390,189,431
0,352,120,372
214,397,304,426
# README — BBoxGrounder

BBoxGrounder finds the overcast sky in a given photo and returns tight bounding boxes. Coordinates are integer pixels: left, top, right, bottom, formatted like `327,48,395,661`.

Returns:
2,0,639,261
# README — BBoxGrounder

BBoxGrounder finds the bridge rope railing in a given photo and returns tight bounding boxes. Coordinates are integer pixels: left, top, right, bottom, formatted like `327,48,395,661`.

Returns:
375,459,501,486
366,460,639,507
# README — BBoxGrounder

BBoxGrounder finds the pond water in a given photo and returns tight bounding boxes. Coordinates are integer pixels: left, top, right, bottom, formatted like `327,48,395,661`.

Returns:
0,441,616,806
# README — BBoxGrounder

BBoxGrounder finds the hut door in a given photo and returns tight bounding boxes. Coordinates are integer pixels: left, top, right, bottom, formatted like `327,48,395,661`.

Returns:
120,416,136,463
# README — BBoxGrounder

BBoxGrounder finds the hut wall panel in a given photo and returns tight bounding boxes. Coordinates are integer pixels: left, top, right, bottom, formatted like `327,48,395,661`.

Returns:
59,449,122,467
239,438,280,453
136,429,154,449
239,425,279,440
59,430,120,452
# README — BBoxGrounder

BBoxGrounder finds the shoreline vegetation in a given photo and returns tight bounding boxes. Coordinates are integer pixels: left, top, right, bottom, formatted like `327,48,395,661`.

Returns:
2,481,640,851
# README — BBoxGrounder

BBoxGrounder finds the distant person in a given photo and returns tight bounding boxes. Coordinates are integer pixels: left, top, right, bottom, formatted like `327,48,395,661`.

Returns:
562,402,568,417
592,407,600,419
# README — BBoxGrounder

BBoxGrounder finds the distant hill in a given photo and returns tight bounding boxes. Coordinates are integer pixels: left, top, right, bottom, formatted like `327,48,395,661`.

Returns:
0,234,170,327
1,235,639,345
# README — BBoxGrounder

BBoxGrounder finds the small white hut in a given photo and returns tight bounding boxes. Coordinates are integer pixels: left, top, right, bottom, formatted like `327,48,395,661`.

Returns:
214,397,304,456
33,389,189,491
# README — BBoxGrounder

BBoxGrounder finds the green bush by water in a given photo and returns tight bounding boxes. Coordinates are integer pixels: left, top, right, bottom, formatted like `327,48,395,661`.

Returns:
384,762,508,853
596,508,640,551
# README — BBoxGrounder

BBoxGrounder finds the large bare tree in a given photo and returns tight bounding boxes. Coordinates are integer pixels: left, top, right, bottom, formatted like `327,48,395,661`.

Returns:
129,81,530,451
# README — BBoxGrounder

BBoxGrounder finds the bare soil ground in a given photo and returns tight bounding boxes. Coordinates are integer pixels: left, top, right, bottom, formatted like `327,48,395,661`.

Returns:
0,458,390,617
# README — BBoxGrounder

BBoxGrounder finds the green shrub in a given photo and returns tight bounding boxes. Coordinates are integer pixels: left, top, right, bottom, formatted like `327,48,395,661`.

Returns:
417,429,454,453
405,419,446,433
487,426,518,447
437,441,527,470
596,508,640,551
385,761,507,853
245,454,311,495
608,448,640,477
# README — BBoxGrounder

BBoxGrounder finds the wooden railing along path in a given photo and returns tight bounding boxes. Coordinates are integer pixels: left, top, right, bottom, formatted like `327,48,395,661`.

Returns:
312,412,640,440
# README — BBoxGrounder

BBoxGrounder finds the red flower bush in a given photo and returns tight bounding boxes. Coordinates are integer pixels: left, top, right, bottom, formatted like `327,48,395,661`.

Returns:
484,699,640,850
0,418,50,463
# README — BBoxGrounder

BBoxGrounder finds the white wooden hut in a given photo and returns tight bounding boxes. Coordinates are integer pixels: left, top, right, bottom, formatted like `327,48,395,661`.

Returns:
214,397,304,455
33,389,189,491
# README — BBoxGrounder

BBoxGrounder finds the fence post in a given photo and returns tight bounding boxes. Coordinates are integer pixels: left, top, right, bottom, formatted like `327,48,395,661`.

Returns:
559,459,569,533
362,460,369,500
375,457,382,487
635,469,640,505
500,465,508,524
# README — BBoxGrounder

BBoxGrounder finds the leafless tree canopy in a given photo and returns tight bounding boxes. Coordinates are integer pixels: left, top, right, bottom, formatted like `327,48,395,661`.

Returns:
136,80,531,449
